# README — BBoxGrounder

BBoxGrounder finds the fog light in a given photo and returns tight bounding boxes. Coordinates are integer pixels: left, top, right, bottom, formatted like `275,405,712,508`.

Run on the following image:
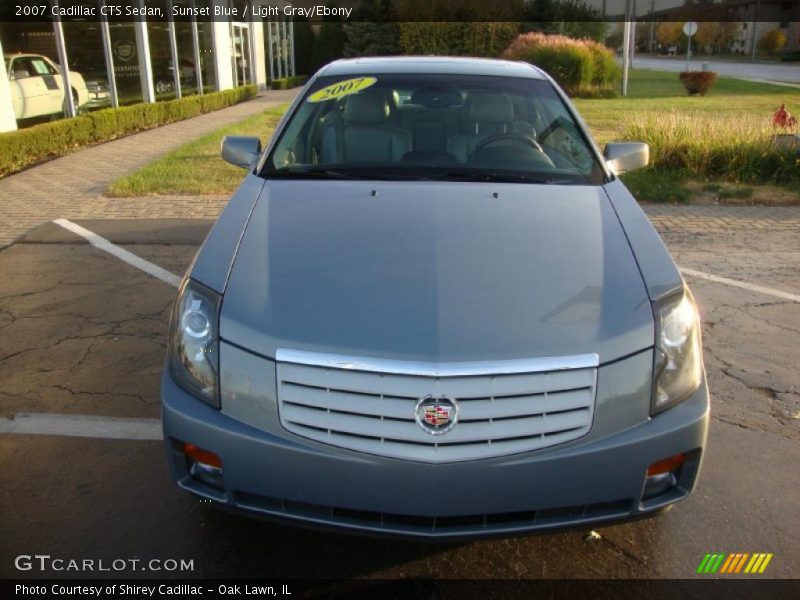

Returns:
642,471,678,500
643,453,686,500
182,442,223,490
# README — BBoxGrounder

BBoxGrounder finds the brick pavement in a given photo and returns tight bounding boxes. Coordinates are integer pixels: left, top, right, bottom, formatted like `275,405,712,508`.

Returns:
0,89,297,247
1,89,799,247
644,204,800,232
71,199,800,235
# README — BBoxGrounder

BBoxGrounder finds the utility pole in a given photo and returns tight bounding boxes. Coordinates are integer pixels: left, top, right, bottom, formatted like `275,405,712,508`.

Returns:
750,0,761,62
622,0,632,97
630,0,637,69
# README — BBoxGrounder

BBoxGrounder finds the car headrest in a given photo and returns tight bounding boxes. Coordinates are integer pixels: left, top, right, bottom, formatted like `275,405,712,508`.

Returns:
387,89,400,112
344,91,390,125
410,89,462,108
469,94,514,123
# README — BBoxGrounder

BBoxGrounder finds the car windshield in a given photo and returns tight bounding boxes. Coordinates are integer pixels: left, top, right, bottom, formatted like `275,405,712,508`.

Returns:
264,73,605,185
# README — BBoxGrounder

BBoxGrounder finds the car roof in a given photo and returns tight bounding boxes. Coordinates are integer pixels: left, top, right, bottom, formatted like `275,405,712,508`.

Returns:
7,53,52,62
320,56,547,80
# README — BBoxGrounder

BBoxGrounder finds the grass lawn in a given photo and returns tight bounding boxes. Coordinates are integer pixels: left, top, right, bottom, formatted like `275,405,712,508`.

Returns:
108,70,799,200
106,105,287,196
574,69,800,146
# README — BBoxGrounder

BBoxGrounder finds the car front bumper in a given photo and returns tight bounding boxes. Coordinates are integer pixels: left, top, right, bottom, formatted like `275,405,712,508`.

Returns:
84,91,110,108
161,366,709,540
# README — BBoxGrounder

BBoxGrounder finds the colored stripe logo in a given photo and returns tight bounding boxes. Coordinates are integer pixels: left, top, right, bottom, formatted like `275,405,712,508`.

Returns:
697,553,774,574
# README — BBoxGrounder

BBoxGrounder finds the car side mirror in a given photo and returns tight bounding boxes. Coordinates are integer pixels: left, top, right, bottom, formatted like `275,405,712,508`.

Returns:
604,142,649,174
221,136,262,169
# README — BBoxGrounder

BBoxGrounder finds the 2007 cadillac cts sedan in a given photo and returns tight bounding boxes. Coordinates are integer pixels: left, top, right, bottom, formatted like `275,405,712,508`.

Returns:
162,57,709,539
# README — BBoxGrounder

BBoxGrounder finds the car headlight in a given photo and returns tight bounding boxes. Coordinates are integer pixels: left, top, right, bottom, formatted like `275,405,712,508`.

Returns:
169,278,220,407
651,287,703,415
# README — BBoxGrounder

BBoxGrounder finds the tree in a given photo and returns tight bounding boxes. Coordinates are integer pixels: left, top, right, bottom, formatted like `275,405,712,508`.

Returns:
398,23,520,57
694,22,741,54
757,29,787,55
292,18,314,76
343,0,400,57
521,0,608,42
310,4,347,73
394,0,522,57
656,22,683,47
605,29,623,52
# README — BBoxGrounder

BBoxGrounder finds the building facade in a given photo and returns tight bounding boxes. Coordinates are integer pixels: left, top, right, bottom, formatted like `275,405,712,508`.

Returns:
0,0,296,132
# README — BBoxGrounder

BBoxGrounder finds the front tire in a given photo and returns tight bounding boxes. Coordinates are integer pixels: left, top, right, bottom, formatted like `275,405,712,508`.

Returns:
155,78,174,95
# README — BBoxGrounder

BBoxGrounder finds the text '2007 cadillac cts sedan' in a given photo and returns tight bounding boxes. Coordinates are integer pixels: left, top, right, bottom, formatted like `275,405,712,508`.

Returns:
161,57,709,540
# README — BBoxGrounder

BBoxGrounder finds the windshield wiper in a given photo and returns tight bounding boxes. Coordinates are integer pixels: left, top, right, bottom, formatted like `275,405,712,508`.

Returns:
266,167,369,180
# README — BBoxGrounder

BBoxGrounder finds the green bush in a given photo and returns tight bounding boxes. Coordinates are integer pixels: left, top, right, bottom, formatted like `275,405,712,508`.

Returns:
270,76,308,90
0,85,256,179
503,32,618,95
620,169,691,203
583,39,620,88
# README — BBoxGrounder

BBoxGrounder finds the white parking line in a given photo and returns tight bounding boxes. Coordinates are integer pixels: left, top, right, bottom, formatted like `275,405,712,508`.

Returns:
53,219,181,288
680,267,800,304
54,219,800,304
0,413,162,440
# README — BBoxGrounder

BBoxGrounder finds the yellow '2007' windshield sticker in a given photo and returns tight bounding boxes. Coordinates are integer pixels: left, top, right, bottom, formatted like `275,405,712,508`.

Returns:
307,77,377,103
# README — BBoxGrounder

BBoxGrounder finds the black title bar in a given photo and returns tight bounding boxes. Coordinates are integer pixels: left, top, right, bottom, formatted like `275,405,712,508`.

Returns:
5,579,800,600
1,0,797,23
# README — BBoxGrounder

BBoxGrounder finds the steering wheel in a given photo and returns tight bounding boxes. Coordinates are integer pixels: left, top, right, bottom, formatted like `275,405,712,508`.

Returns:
473,132,546,155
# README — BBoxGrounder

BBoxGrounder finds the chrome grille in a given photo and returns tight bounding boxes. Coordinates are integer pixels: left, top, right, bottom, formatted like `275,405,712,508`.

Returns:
276,349,598,463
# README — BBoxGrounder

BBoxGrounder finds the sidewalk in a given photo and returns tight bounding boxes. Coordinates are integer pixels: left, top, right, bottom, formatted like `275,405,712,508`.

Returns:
0,89,298,247
645,204,800,232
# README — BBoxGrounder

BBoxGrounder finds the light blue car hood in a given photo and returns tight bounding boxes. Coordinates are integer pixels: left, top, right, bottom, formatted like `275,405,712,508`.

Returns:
220,180,654,364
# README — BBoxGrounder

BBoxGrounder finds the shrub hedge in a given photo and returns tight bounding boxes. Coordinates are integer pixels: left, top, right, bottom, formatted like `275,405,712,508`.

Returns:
502,32,619,96
270,76,308,90
0,85,257,179
583,39,621,89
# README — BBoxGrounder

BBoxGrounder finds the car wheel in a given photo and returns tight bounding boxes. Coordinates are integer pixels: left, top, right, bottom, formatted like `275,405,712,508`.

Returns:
156,79,174,94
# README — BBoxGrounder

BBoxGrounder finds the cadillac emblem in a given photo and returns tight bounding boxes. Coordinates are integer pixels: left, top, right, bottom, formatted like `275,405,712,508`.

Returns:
415,395,459,435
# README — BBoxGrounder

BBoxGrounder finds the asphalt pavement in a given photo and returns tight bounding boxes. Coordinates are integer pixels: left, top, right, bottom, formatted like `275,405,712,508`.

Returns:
631,57,800,86
0,217,798,580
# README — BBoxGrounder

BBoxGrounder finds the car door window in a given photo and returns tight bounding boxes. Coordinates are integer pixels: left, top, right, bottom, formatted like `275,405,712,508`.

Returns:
10,58,33,80
29,57,61,91
30,58,56,76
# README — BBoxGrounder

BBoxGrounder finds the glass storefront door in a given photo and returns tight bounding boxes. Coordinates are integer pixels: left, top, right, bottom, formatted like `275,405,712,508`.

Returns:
232,23,249,87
